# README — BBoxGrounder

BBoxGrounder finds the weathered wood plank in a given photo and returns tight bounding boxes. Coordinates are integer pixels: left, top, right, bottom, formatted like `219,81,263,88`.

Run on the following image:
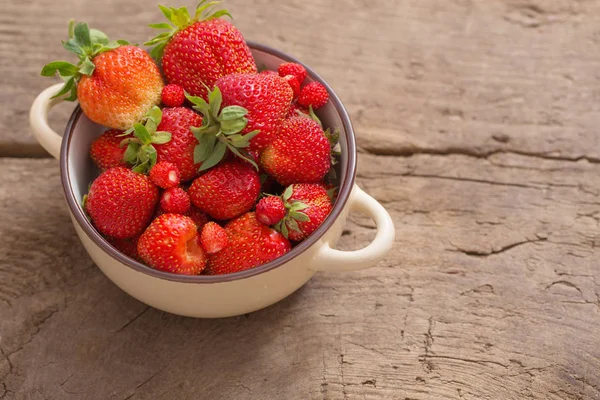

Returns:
5,0,600,161
1,156,598,399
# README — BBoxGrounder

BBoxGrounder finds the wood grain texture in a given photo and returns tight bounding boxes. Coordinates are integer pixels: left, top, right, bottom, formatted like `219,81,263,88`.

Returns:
2,0,600,398
1,155,599,399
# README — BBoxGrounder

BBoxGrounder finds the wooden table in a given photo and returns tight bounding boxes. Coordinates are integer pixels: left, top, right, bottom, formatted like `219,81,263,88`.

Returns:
2,0,599,398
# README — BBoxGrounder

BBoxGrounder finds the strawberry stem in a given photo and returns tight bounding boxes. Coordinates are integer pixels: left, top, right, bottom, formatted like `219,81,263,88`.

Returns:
145,1,232,61
41,21,129,101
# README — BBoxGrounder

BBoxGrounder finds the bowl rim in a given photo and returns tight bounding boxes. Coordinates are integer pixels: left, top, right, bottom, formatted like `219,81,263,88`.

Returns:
60,41,357,284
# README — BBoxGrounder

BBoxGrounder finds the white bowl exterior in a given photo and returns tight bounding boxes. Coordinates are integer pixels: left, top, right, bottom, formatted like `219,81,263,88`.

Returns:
70,205,349,318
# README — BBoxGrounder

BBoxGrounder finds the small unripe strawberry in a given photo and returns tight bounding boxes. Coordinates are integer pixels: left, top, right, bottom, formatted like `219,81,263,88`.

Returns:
278,62,307,85
298,82,329,109
160,187,191,214
256,197,286,226
200,222,228,254
149,161,181,189
161,83,185,107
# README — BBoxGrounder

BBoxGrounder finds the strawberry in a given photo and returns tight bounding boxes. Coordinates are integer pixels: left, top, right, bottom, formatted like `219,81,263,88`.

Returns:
161,84,185,107
149,161,180,189
160,187,191,214
200,222,228,254
42,22,163,130
90,129,127,170
255,196,286,226
215,73,293,151
278,62,307,85
108,236,140,260
146,2,256,99
282,75,301,98
84,167,159,239
138,214,206,275
260,116,331,186
275,184,333,241
206,213,291,275
298,82,329,109
153,107,203,181
188,161,260,220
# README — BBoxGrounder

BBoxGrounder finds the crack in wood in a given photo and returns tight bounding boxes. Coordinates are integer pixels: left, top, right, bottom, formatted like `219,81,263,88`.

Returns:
359,147,600,164
450,238,547,257
113,306,151,333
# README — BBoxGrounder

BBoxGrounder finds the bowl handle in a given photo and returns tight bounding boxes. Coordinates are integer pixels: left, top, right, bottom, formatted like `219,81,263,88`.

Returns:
310,185,395,272
29,84,67,159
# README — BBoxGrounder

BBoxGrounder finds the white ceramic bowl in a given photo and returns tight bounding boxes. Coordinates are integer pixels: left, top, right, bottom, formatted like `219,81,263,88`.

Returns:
29,42,395,318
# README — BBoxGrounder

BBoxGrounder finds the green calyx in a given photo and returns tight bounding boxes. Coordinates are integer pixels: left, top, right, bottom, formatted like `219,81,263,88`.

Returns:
272,185,311,239
121,106,172,173
145,0,232,60
186,88,259,172
40,20,129,101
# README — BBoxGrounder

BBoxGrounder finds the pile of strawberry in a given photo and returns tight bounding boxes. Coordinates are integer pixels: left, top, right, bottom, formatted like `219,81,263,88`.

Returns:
42,1,340,276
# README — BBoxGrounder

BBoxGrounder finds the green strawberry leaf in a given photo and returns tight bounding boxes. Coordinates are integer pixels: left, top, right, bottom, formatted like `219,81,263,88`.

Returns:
220,118,247,135
148,22,173,30
308,105,322,128
208,86,223,118
209,9,233,20
78,57,95,76
242,130,260,142
49,77,76,100
41,61,79,77
326,186,338,201
74,22,92,48
149,41,167,61
133,123,152,145
290,211,310,222
61,39,85,57
283,185,294,201
286,218,301,233
220,105,247,121
289,201,309,212
89,28,109,45
280,222,289,239
194,134,217,163
225,143,259,170
124,142,141,164
199,140,227,171
151,131,172,144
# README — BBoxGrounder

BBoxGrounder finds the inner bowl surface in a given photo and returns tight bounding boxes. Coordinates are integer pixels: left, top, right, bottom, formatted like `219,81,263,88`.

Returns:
60,42,357,283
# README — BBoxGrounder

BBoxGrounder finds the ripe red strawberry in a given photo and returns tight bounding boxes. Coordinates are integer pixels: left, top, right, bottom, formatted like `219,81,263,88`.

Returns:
149,161,180,189
161,83,185,107
278,62,307,85
84,167,159,239
188,161,260,220
255,196,286,226
260,116,331,186
260,70,278,76
160,187,191,214
90,129,127,170
282,75,301,98
153,107,203,181
215,73,293,150
146,2,256,99
108,236,140,260
42,22,163,130
138,214,206,275
275,184,333,241
200,222,228,254
206,213,291,275
298,82,329,109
